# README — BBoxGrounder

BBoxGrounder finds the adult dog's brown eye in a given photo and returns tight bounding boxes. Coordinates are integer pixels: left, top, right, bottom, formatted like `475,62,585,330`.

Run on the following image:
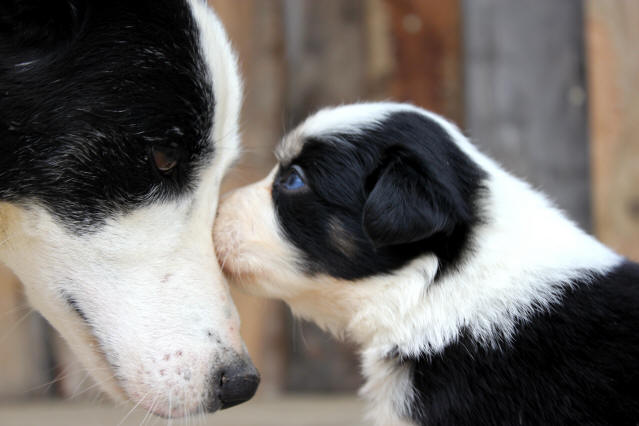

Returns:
151,146,179,174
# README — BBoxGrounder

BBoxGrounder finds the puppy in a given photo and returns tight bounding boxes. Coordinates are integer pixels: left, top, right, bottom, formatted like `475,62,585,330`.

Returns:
0,0,258,417
214,103,639,425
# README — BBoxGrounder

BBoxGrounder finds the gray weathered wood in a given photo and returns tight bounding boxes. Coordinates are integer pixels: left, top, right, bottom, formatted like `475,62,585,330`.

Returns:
463,0,591,229
284,0,368,128
586,0,639,261
282,0,366,392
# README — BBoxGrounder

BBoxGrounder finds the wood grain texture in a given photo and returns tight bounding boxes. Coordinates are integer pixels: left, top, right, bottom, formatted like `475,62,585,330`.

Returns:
283,0,368,127
385,0,463,124
464,0,591,230
586,0,639,261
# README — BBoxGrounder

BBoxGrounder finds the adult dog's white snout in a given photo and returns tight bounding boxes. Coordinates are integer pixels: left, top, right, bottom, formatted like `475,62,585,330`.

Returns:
107,265,254,417
4,202,258,418
126,345,259,418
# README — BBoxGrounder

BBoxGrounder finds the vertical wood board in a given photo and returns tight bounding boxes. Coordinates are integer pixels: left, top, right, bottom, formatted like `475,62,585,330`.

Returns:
463,0,591,230
385,0,463,124
586,0,639,260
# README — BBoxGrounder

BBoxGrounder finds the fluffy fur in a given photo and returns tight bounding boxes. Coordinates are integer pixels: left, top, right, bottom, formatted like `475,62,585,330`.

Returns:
214,102,638,425
0,0,258,417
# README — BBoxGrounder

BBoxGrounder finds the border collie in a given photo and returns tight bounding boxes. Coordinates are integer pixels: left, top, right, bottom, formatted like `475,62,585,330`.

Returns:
214,103,639,425
0,0,258,417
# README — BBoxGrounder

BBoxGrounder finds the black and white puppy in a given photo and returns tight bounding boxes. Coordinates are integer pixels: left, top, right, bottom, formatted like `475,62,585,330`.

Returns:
0,0,258,417
214,103,639,425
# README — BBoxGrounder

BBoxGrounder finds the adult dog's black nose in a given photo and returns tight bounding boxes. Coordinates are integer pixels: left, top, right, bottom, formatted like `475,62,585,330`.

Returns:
218,359,260,409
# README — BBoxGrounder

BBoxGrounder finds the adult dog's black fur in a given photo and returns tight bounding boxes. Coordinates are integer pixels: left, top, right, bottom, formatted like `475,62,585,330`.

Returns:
1,0,212,229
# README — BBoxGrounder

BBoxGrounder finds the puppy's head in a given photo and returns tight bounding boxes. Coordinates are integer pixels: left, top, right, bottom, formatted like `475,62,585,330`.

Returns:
0,0,258,417
214,103,486,340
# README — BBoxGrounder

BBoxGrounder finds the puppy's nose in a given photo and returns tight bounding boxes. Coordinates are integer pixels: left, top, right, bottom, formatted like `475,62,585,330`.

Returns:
219,359,260,409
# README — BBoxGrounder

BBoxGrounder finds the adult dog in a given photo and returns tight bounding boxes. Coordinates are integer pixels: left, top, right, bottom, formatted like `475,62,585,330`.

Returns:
0,0,258,417
214,103,639,425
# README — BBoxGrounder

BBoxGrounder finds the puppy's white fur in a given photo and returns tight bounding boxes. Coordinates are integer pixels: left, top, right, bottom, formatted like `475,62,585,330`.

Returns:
0,1,244,417
214,103,621,425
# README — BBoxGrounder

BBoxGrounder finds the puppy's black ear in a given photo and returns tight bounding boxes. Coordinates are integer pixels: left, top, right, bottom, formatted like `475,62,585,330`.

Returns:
0,0,85,52
362,146,457,248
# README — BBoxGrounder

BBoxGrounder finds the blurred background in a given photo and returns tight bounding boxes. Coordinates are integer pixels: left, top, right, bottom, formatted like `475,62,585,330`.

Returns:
1,0,638,424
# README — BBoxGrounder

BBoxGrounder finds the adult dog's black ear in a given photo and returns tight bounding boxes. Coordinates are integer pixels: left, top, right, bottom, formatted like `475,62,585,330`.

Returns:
0,0,85,54
362,146,458,248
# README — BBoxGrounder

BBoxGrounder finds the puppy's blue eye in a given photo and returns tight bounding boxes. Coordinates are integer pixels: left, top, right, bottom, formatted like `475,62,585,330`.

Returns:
281,166,306,191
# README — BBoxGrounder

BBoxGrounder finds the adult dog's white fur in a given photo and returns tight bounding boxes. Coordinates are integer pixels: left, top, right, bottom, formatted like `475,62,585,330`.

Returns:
0,1,245,417
214,103,621,425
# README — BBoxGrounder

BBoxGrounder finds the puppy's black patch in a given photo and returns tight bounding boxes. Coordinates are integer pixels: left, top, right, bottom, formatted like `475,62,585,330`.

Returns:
404,261,639,426
0,0,214,233
272,111,486,280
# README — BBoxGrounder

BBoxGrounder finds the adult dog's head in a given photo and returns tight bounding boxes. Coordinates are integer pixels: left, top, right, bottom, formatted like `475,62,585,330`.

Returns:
0,0,258,417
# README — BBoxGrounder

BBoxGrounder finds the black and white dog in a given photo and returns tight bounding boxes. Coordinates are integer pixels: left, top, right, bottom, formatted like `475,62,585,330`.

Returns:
214,103,639,425
0,0,258,417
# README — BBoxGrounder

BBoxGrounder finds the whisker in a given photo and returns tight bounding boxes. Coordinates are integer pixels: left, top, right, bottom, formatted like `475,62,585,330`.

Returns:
70,375,116,400
0,224,25,249
90,391,105,408
140,393,160,426
197,399,205,426
25,373,68,394
182,382,188,426
0,302,32,321
0,236,12,248
118,391,150,426
0,309,33,344
25,364,109,394
167,389,173,426
69,371,91,396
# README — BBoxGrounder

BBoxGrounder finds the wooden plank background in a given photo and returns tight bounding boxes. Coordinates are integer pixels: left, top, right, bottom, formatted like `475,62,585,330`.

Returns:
463,0,591,230
386,0,463,124
586,0,639,261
